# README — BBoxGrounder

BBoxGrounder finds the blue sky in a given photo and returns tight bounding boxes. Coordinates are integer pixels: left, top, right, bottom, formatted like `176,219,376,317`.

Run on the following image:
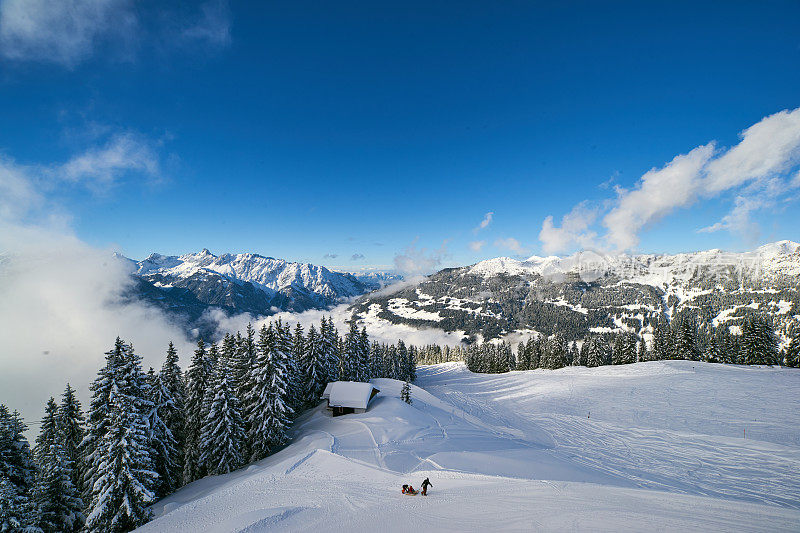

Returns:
1,1,799,272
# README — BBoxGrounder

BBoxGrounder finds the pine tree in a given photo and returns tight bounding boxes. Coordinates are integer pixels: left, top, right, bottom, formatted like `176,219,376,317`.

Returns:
291,323,306,413
0,406,39,531
85,341,157,533
341,320,361,382
159,342,185,490
653,317,671,360
146,370,180,499
586,338,607,368
739,314,778,365
246,324,293,461
81,338,125,503
302,325,327,407
58,384,85,500
637,338,648,362
199,351,247,476
322,317,341,382
516,342,528,370
183,339,210,484
674,318,701,361
370,341,384,378
34,398,83,533
785,323,800,368
541,335,568,370
280,322,303,416
358,327,372,382
401,382,412,404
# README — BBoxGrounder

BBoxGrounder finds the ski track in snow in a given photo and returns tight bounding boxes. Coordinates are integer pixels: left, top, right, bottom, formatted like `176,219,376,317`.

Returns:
138,361,800,532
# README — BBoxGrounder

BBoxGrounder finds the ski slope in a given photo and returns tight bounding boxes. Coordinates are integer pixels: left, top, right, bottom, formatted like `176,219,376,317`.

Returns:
138,361,800,532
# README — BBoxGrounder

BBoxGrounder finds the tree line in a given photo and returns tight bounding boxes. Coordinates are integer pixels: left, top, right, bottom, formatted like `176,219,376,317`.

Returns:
465,314,800,373
0,317,416,533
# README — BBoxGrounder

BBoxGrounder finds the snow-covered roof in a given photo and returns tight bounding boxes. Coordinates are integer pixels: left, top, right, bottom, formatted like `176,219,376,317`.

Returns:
328,382,380,410
322,382,334,400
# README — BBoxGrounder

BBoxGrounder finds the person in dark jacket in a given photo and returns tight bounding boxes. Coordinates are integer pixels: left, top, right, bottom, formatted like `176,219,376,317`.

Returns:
421,478,432,496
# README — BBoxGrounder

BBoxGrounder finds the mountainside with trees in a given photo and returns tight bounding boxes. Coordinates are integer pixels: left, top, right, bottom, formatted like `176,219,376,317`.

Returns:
352,241,800,345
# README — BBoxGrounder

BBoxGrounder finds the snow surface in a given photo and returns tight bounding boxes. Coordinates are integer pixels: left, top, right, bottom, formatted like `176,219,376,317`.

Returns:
138,361,800,532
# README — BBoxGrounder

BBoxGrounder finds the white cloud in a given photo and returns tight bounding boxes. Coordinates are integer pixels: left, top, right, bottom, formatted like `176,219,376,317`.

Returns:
493,237,528,255
393,239,448,276
0,0,231,67
469,240,486,252
602,143,714,251
705,107,800,194
538,107,800,253
0,0,135,66
0,140,189,433
538,201,598,254
206,301,465,350
57,132,161,189
0,158,42,221
473,211,494,233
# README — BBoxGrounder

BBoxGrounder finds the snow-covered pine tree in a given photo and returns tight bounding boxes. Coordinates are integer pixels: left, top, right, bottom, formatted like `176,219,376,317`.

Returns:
146,369,180,499
623,334,638,364
586,337,607,368
34,397,83,533
0,406,39,532
652,317,671,360
291,323,307,412
236,324,257,406
341,320,360,382
0,475,26,532
85,341,156,532
80,337,125,503
611,334,625,365
358,327,371,382
569,341,580,366
246,323,293,461
401,382,412,404
739,314,778,365
785,322,800,368
183,339,209,484
637,338,648,362
674,317,701,361
320,317,340,382
58,384,85,499
278,321,302,417
384,344,399,377
159,343,185,484
302,324,327,407
199,348,247,476
396,340,412,380
516,342,528,370
370,341,384,378
527,337,541,369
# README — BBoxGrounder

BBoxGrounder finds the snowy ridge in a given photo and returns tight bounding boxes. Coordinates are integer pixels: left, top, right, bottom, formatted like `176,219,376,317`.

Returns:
137,362,800,532
467,240,800,283
135,249,366,301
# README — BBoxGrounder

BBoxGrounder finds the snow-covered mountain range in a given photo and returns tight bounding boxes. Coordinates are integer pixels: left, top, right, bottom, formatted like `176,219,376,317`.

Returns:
125,250,373,330
351,241,800,342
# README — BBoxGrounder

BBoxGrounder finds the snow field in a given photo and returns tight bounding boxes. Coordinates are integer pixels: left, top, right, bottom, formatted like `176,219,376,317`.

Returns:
138,361,800,532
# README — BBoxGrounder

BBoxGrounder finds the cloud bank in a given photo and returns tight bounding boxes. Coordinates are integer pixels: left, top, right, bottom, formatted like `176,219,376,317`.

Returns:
0,134,193,432
539,107,800,252
393,239,448,276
